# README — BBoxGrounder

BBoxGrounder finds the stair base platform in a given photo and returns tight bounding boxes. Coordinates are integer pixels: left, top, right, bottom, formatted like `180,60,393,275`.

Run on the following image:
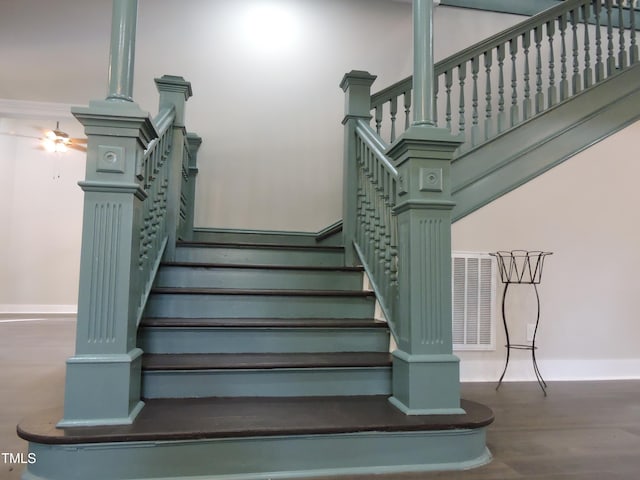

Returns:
18,396,493,480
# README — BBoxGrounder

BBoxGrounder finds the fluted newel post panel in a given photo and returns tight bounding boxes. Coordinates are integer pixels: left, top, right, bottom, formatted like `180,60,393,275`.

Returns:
183,133,202,241
340,70,377,266
155,75,193,260
387,126,463,415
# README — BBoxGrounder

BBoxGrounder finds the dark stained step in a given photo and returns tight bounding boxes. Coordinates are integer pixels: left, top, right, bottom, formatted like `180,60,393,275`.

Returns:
140,317,388,328
18,396,493,445
145,287,376,319
142,352,392,370
161,261,363,272
177,241,343,252
149,287,375,297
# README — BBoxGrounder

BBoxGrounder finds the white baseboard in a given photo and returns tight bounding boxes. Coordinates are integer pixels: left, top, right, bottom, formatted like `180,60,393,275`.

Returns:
0,304,78,316
460,358,640,382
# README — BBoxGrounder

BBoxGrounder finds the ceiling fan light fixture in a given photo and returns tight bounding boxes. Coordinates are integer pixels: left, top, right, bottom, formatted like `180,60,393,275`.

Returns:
43,124,71,153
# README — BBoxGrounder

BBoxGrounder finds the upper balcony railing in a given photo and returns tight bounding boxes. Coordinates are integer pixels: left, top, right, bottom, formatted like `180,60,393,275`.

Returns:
371,0,639,150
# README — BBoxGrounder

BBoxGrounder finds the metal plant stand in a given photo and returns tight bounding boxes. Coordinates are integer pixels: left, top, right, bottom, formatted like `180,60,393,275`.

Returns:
490,250,552,395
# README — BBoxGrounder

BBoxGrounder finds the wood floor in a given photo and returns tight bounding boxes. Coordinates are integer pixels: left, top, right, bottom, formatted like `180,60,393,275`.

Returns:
2,318,640,480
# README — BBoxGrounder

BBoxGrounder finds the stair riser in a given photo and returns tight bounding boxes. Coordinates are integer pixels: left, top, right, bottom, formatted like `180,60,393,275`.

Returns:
24,428,490,480
142,367,391,398
155,266,363,291
175,246,344,267
145,294,375,319
139,327,390,354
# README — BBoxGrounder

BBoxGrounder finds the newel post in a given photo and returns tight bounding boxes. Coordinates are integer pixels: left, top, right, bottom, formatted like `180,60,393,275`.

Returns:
59,0,156,427
154,75,193,260
183,133,202,241
386,0,464,415
387,127,463,414
340,70,377,266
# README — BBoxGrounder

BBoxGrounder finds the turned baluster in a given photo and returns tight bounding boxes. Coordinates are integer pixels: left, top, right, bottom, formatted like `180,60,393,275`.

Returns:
583,3,593,89
522,32,532,120
571,8,582,95
594,1,605,81
631,0,639,64
496,44,507,130
484,50,493,141
471,55,480,146
390,97,398,143
458,63,467,137
559,12,569,101
445,69,453,131
403,90,412,131
619,0,628,69
375,105,383,137
509,38,519,126
535,26,545,113
547,20,558,107
607,0,616,75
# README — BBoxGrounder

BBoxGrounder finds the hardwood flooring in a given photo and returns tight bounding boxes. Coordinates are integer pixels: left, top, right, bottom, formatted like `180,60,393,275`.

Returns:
2,318,640,480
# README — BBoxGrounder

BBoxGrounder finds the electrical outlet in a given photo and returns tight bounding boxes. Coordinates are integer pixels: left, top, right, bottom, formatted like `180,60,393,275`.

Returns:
526,324,536,342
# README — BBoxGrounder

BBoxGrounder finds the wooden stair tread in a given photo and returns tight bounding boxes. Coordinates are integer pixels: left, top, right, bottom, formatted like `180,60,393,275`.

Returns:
18,396,493,445
160,261,364,272
177,241,344,252
142,352,392,370
140,317,388,328
150,287,375,297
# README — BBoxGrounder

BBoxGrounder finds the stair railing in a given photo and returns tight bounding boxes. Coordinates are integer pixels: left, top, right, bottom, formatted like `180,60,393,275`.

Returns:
371,0,639,150
354,120,400,338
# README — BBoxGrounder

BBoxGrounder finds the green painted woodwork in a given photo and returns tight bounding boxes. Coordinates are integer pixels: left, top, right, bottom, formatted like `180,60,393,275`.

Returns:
144,290,375,319
155,264,364,291
452,62,640,221
155,75,193,262
413,0,436,126
60,100,158,427
174,243,345,266
142,367,391,398
372,0,640,147
139,326,389,354
192,224,344,246
22,428,490,480
183,133,202,241
386,125,464,414
340,70,377,266
107,0,138,102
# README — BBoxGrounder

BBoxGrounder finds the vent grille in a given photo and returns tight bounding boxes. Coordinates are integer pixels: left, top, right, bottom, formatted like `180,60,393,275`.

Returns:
452,252,496,351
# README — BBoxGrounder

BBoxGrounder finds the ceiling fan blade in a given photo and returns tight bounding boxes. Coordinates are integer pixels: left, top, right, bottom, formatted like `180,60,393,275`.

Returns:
70,137,88,144
70,144,87,153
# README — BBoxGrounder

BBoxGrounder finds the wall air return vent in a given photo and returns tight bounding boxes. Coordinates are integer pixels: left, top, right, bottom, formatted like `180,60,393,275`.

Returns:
452,252,496,351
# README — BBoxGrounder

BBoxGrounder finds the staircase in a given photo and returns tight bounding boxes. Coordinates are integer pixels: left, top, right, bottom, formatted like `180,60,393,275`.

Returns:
17,0,640,479
19,233,493,480
139,239,392,399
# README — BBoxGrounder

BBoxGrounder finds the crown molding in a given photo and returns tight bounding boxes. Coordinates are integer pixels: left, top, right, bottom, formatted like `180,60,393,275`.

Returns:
0,98,85,120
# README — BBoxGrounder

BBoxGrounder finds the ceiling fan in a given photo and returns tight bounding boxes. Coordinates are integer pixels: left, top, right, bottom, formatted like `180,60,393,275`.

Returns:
0,121,87,153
